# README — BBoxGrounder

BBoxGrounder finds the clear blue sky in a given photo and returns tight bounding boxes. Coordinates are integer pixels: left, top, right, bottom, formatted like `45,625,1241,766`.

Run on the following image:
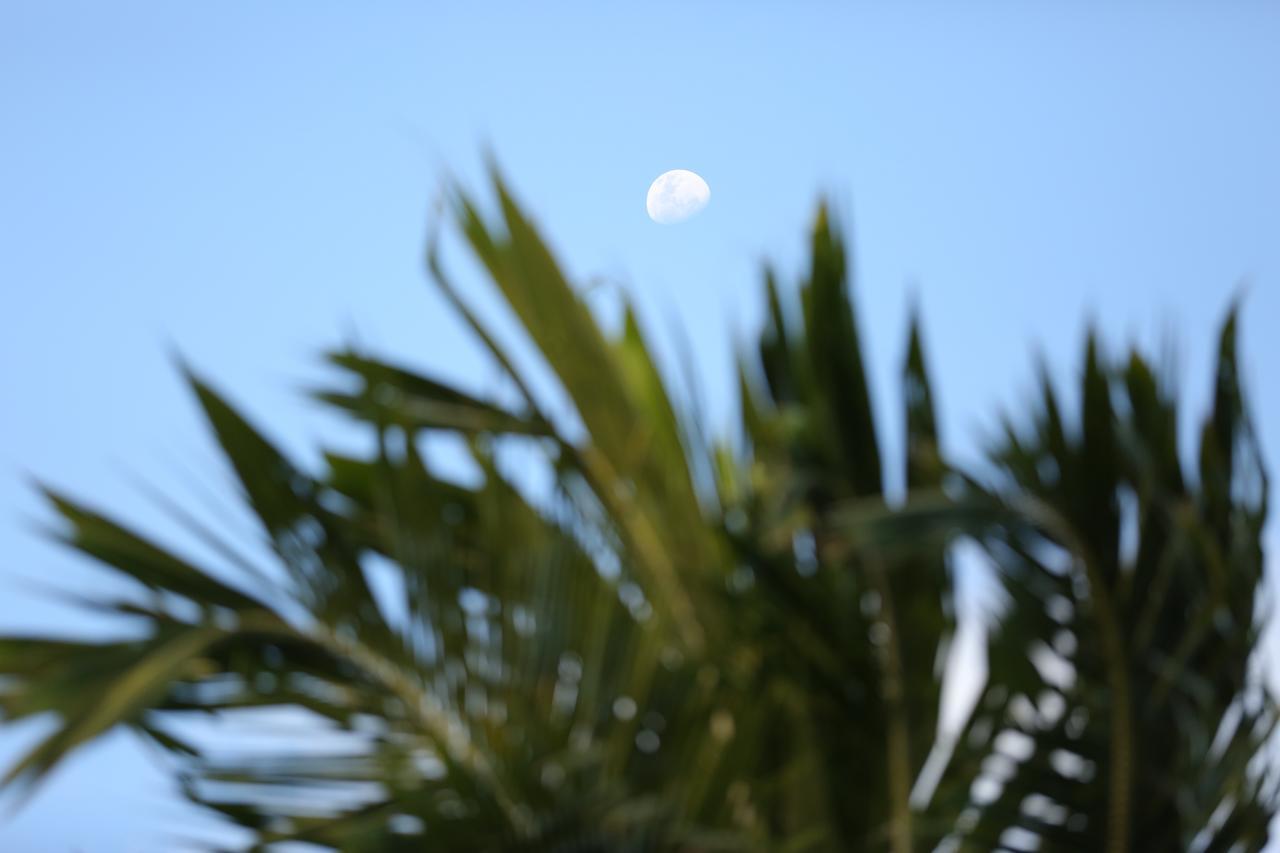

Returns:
2,2,1279,849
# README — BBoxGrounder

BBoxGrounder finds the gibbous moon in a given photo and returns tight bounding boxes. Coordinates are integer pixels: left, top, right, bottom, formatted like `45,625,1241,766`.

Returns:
646,169,710,224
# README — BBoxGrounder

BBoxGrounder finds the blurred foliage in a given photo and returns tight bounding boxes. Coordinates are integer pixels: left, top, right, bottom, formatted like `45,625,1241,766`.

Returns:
0,170,1274,852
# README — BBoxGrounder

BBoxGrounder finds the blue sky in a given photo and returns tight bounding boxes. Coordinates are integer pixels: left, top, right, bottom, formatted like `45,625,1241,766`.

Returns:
2,2,1279,848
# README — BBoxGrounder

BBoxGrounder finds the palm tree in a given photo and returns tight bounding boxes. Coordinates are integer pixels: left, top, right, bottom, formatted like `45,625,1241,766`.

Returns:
0,170,1272,851
936,312,1276,851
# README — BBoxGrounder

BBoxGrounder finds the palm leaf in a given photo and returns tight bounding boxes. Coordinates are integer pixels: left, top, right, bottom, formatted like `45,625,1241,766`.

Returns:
0,170,1272,853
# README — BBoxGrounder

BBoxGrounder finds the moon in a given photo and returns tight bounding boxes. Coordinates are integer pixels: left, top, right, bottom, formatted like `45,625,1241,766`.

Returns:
646,169,710,224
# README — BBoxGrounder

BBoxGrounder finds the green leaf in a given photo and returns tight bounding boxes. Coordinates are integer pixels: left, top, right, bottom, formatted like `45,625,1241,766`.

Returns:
41,488,267,612
799,203,882,498
3,624,230,791
320,350,553,437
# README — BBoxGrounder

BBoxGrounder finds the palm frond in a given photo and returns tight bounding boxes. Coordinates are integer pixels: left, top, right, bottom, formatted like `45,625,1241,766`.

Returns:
0,171,1271,853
